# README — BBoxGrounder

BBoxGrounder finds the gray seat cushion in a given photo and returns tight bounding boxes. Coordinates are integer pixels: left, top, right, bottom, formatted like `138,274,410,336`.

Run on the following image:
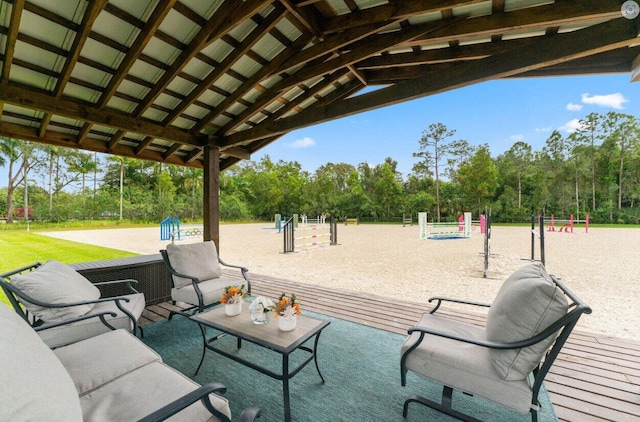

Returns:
402,312,533,413
10,260,101,322
54,329,161,395
0,304,82,421
166,241,222,288
171,276,241,307
486,263,569,380
79,361,231,422
38,293,146,348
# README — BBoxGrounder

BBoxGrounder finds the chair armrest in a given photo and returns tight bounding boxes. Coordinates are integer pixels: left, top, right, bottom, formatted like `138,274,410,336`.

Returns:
218,257,248,274
136,383,261,422
428,296,491,314
34,311,118,332
165,266,202,284
407,311,577,350
218,257,251,292
237,407,262,422
93,278,140,294
20,295,131,310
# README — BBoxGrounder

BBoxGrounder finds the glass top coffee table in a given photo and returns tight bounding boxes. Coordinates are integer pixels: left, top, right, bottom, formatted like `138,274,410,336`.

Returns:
191,305,330,422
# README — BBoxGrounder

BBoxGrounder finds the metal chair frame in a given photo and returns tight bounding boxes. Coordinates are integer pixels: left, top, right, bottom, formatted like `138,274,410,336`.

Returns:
400,274,591,421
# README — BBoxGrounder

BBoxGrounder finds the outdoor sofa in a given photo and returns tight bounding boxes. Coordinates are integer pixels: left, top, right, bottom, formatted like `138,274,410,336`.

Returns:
0,302,260,421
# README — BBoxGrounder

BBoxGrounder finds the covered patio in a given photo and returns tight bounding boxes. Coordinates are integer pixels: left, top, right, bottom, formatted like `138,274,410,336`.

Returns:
142,269,640,422
2,1,640,421
69,254,640,421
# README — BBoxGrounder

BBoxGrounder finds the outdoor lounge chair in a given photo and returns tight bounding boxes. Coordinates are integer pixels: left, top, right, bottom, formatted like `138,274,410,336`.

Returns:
0,260,145,348
400,263,591,421
160,240,251,319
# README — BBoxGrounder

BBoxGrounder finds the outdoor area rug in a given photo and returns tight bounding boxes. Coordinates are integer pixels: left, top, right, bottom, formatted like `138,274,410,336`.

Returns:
142,311,558,422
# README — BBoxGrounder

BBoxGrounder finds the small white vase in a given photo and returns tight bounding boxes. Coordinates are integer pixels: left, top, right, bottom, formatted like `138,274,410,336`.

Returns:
278,315,297,331
224,302,242,316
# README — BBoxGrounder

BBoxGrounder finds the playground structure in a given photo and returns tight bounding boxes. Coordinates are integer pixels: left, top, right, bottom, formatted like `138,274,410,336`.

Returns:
160,217,202,242
546,214,589,233
418,212,472,240
283,217,337,253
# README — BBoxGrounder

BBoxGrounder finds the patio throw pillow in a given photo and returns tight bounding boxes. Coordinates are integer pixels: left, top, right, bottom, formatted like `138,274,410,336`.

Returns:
11,260,101,323
486,263,568,381
166,241,222,289
0,303,82,421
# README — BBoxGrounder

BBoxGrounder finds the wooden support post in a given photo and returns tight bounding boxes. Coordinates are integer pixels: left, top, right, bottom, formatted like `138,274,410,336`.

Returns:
203,145,220,252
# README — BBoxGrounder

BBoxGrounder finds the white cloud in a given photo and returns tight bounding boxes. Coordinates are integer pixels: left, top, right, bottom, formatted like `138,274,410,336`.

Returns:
535,126,553,133
581,93,628,109
510,134,524,143
288,137,316,149
559,119,582,134
566,103,583,111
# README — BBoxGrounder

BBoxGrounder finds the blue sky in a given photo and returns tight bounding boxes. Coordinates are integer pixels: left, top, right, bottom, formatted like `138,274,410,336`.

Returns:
0,73,638,187
252,73,640,178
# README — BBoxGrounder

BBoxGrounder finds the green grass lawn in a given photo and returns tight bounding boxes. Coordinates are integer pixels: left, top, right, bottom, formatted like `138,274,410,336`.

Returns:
0,231,139,306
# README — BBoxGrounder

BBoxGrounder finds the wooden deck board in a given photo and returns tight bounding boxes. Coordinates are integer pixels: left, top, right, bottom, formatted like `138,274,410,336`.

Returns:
142,270,640,422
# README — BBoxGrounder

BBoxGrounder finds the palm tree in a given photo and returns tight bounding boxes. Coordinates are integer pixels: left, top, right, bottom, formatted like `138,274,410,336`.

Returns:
0,137,23,222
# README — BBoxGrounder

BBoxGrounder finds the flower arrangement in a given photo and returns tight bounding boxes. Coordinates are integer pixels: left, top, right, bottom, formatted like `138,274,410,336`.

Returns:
249,296,274,313
220,284,248,304
274,293,301,318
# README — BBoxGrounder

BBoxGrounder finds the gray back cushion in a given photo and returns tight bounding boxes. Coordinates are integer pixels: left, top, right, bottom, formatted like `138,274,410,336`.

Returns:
166,241,222,288
0,303,82,421
486,263,568,380
11,260,101,323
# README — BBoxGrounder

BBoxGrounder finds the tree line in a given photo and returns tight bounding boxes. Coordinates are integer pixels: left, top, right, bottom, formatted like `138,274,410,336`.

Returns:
1,111,639,225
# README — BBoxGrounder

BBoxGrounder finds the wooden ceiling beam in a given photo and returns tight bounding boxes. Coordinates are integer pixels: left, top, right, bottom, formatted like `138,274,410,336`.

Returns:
410,0,621,48
224,17,638,146
38,0,107,141
280,0,323,39
55,0,108,97
257,16,466,101
244,76,363,134
631,53,640,82
355,39,537,69
132,0,267,117
0,119,203,169
1,0,24,83
161,5,285,125
162,142,183,160
270,19,400,80
320,0,483,34
97,0,178,109
201,17,445,137
218,68,350,136
188,34,313,134
0,83,197,145
220,145,251,160
135,136,154,155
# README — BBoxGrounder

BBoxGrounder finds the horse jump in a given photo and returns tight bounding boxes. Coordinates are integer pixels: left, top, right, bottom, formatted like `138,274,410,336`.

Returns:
283,217,338,253
546,214,589,233
160,216,202,242
344,217,359,226
418,212,472,240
